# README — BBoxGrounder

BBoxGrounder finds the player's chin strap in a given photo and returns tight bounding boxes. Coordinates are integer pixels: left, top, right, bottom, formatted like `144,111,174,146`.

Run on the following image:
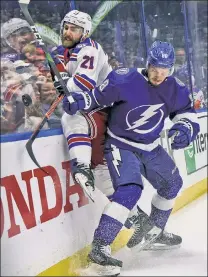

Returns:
169,66,174,76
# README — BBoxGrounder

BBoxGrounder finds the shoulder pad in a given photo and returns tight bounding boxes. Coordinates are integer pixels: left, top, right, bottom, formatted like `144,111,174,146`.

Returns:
75,43,88,49
51,45,65,55
174,77,186,87
115,68,130,75
73,42,89,55
74,38,99,54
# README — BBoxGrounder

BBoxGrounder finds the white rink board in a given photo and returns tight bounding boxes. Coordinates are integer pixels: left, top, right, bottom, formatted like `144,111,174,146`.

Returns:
0,112,207,276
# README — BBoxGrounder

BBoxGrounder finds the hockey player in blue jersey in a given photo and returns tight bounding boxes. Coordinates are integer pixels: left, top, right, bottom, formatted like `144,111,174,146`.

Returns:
62,41,200,276
52,13,184,253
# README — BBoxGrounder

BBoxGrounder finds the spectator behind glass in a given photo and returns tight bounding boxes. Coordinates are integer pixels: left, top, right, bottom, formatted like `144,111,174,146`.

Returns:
38,61,52,81
1,18,35,57
175,48,186,70
38,80,63,129
1,70,25,134
22,44,46,68
22,44,37,63
174,47,192,87
24,85,47,132
174,48,206,110
108,55,122,70
191,75,206,110
0,58,16,78
0,58,48,134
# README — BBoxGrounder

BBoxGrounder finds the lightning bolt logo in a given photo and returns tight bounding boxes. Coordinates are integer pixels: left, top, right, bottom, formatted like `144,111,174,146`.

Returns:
126,104,164,134
111,145,122,176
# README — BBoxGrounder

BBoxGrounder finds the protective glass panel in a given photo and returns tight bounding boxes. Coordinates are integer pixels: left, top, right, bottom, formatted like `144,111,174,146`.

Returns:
1,0,207,136
1,0,67,135
144,1,191,86
186,1,207,110
78,1,145,68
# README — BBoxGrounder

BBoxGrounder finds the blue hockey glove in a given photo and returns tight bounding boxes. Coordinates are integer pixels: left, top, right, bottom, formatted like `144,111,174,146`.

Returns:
62,93,86,115
63,91,96,115
168,119,199,150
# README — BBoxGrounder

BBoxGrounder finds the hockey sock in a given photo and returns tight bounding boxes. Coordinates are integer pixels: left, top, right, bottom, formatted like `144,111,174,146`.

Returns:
67,133,92,165
149,204,172,229
149,193,175,229
93,184,142,245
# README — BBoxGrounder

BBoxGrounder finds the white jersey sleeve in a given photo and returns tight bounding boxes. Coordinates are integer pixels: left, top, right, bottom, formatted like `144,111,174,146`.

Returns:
66,40,112,92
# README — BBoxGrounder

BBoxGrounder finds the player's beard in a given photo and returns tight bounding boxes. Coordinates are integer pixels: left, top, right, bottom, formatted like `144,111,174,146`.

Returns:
61,35,80,49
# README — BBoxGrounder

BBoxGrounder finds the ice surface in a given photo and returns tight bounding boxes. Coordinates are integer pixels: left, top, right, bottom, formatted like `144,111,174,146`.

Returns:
115,194,207,276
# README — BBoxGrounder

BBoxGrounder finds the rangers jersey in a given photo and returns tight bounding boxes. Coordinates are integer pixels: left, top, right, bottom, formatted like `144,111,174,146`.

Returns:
51,37,112,168
51,37,112,91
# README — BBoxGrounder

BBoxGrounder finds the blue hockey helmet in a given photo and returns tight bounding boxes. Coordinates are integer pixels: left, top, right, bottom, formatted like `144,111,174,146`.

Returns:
147,41,175,74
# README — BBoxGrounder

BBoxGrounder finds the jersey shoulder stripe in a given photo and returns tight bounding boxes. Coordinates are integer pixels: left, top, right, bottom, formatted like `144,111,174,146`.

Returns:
73,37,99,54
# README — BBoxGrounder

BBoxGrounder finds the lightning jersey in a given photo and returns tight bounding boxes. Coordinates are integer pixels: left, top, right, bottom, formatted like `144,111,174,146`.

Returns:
90,68,199,152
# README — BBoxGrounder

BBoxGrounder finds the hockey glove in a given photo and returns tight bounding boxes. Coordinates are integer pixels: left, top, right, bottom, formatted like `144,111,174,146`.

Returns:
53,74,70,95
63,90,98,115
168,118,199,150
62,93,86,115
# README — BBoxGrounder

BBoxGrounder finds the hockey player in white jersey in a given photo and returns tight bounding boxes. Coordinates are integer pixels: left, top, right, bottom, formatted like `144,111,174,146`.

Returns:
52,10,112,198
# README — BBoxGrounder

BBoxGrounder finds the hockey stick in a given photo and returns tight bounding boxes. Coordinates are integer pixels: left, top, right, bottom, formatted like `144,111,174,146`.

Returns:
18,0,95,202
18,0,75,171
25,93,64,173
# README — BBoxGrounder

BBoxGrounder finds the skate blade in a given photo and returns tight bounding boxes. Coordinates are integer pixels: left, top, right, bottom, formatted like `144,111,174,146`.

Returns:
77,262,121,276
75,174,95,203
131,226,162,252
144,243,181,251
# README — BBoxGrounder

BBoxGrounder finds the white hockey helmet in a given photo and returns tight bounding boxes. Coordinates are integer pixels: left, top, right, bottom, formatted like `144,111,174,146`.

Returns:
1,18,32,48
60,10,92,39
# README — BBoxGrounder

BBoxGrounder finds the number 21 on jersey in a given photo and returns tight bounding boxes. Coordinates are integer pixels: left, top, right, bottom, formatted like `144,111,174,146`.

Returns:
81,55,94,69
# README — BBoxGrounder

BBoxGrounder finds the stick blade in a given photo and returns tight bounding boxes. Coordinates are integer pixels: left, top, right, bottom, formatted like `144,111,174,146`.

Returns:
26,140,48,174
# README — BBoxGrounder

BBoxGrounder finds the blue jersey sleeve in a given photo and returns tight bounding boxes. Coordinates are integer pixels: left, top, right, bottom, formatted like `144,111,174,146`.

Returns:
169,78,198,124
92,68,133,107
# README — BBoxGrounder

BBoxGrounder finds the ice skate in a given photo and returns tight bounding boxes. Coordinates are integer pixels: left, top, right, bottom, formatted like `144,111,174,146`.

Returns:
73,163,95,202
126,207,162,251
144,230,182,250
126,206,182,250
79,239,122,276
